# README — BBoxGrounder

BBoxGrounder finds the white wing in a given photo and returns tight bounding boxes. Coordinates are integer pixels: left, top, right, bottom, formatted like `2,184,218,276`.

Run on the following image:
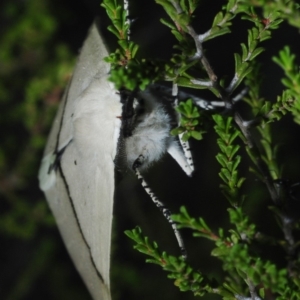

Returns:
38,23,121,300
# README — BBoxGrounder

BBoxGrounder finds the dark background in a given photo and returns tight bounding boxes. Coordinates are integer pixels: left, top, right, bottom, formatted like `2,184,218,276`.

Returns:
1,0,300,299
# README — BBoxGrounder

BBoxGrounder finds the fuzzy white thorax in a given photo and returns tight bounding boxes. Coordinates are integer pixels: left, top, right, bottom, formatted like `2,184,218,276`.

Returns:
123,88,193,176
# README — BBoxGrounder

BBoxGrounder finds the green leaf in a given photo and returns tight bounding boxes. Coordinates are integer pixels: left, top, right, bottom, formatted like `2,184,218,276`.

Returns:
241,43,248,61
216,153,227,167
205,27,231,41
249,47,265,61
191,130,202,140
234,53,242,71
211,247,228,257
220,168,231,181
160,18,177,30
107,25,120,38
212,11,224,27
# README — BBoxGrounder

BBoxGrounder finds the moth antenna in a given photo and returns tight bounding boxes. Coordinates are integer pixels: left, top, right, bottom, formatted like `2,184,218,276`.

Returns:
133,155,187,260
172,83,195,174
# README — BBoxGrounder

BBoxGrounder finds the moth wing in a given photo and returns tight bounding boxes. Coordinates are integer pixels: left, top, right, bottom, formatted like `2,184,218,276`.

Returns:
38,23,121,300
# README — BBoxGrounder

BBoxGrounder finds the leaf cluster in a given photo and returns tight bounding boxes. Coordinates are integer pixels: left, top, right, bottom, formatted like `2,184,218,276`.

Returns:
171,99,206,141
125,226,213,297
0,0,73,240
100,0,300,298
0,0,87,298
213,115,245,207
102,0,139,64
273,46,300,124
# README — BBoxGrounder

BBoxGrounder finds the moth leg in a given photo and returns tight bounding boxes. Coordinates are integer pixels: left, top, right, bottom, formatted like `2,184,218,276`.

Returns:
171,84,194,176
172,87,248,174
133,156,187,259
167,142,193,177
178,134,194,174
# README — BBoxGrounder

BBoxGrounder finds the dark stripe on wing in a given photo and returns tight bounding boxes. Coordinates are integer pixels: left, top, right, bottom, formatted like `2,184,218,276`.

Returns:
57,151,106,285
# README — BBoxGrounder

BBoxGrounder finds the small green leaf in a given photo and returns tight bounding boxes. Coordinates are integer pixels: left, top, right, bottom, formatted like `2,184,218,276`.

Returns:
212,11,224,27
249,47,265,61
191,130,202,140
211,247,228,257
241,43,248,61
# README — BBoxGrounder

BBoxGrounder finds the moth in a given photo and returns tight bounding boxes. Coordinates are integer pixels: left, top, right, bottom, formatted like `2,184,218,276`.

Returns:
117,86,196,258
38,21,225,300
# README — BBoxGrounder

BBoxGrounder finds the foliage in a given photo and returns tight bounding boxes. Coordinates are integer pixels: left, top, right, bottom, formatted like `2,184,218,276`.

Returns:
101,0,300,299
0,0,90,299
0,0,75,238
171,99,206,141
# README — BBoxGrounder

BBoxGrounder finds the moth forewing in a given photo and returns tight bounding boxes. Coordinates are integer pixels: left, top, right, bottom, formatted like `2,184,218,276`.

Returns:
38,23,121,300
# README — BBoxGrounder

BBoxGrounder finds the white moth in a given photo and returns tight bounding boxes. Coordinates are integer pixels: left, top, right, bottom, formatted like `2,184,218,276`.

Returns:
39,21,224,299
38,21,192,299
